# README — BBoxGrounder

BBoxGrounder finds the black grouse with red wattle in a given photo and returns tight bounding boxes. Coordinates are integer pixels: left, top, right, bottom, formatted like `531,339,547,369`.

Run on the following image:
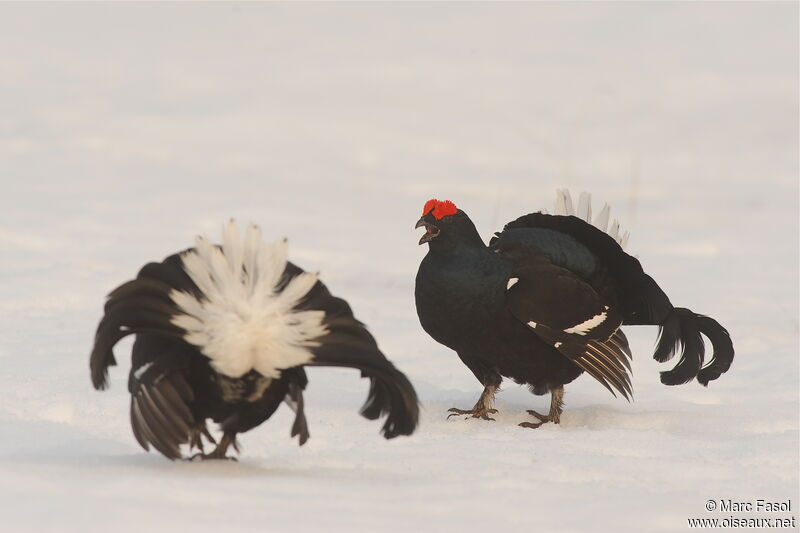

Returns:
414,191,734,427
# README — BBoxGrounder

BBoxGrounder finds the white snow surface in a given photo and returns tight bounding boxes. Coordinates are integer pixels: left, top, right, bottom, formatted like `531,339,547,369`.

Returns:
0,3,797,532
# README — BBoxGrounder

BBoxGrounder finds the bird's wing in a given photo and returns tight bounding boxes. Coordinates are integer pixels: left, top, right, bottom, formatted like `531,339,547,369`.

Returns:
503,254,633,400
490,191,673,326
90,255,193,391
129,361,196,460
290,263,419,439
493,191,732,390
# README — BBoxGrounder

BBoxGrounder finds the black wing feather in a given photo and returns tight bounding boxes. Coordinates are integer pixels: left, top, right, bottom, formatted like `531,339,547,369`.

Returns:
500,246,633,398
492,212,673,325
129,367,196,460
90,275,187,390
286,379,310,445
526,320,633,400
295,272,419,439
493,209,733,386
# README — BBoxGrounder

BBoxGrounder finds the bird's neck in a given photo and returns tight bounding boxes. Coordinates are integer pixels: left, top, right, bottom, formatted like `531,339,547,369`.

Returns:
427,222,486,255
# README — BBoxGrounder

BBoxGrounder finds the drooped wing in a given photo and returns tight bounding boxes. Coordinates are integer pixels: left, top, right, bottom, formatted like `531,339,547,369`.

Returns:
90,253,197,391
502,253,633,400
128,355,197,460
291,265,419,439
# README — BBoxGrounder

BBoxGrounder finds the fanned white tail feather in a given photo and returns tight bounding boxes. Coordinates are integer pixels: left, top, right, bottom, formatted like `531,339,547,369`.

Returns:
170,220,327,379
555,189,630,250
594,204,610,232
577,192,592,222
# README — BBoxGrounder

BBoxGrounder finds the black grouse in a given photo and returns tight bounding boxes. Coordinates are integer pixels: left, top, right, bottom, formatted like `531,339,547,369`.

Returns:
414,191,734,428
91,220,418,459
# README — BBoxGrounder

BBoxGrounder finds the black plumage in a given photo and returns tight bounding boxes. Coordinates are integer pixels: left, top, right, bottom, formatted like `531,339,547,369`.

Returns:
91,222,418,460
414,193,734,427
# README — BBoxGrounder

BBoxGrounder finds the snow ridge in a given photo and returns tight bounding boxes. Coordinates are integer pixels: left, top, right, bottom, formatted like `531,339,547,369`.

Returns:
169,220,328,379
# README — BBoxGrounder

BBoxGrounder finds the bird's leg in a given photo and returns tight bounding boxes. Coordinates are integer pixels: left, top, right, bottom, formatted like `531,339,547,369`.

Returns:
447,384,499,421
187,422,216,453
519,386,564,429
188,432,239,461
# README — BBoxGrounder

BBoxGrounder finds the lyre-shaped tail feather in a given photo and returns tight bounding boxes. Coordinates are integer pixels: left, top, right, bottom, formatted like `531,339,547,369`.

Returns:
655,307,734,386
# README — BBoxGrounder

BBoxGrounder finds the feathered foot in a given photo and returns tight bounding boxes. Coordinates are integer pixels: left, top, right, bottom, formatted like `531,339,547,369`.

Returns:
188,432,240,461
520,386,564,429
448,385,498,421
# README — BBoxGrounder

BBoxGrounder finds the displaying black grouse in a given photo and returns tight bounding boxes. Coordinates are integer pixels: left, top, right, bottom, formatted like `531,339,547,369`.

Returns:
414,191,734,428
91,221,418,460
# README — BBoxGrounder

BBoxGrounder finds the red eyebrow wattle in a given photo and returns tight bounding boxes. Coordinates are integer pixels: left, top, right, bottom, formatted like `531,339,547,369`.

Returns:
422,199,458,219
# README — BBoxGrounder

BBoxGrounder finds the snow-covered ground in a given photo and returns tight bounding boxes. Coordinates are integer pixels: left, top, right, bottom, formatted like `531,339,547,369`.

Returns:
1,3,797,532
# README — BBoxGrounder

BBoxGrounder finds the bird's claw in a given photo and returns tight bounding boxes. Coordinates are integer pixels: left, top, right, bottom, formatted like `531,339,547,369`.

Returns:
447,407,498,421
518,421,546,429
519,409,557,429
186,452,238,462
188,424,217,453
185,432,239,461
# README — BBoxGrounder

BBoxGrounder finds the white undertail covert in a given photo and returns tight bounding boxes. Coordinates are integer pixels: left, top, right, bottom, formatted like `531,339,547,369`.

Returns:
170,220,328,379
554,189,630,249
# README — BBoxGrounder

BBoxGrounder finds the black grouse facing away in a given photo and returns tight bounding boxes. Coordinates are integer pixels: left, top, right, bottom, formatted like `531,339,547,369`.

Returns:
91,220,418,460
414,192,734,428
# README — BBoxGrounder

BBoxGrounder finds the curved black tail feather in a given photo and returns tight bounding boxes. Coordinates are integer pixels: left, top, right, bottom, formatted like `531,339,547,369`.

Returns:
695,315,735,386
654,307,734,386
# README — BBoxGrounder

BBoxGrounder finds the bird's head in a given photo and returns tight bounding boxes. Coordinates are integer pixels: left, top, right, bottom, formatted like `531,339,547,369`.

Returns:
416,199,483,249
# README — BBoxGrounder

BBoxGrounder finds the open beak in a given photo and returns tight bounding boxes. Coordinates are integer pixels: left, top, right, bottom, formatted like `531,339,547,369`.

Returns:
415,216,440,245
